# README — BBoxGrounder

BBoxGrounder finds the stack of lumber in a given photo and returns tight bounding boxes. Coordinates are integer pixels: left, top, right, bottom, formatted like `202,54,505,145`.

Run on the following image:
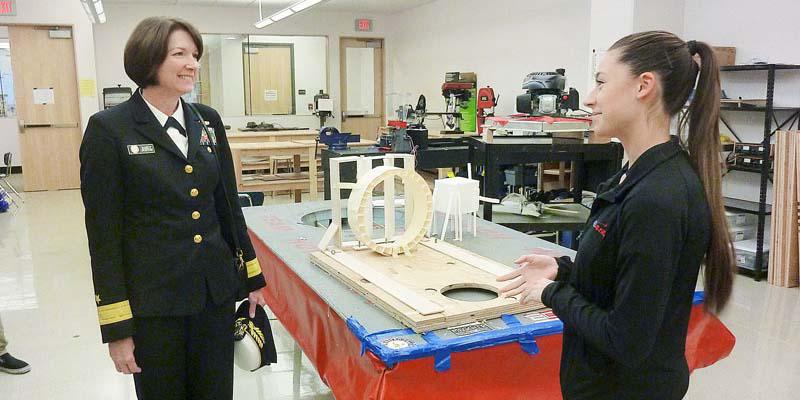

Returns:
768,131,799,287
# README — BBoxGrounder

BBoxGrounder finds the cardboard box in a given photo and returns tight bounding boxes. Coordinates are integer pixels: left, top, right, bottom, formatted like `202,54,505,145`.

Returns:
712,46,736,66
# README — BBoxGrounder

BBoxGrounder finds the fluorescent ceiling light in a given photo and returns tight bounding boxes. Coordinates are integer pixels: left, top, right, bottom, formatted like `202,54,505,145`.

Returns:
291,0,322,12
254,18,274,28
271,8,294,21
255,0,326,29
81,0,106,24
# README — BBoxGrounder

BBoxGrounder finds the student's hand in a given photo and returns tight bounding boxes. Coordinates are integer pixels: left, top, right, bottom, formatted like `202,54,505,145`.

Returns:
523,278,556,304
497,254,558,302
248,290,267,318
109,337,141,374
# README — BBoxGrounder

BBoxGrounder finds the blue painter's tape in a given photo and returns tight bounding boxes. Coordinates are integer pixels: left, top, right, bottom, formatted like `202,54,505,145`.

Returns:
501,314,521,327
519,333,540,355
693,291,705,305
346,317,369,355
434,350,451,372
344,291,706,370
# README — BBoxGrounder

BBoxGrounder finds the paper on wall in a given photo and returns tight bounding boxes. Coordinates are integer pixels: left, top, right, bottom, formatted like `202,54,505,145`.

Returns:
33,87,55,105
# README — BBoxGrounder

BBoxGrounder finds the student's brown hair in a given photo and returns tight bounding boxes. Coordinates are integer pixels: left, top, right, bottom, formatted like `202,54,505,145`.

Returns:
610,31,734,313
123,17,203,88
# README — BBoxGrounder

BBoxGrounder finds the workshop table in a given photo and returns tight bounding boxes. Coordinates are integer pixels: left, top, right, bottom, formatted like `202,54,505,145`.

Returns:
468,136,624,221
320,139,470,200
489,202,591,232
228,129,317,144
229,142,318,202
244,201,735,400
291,139,377,150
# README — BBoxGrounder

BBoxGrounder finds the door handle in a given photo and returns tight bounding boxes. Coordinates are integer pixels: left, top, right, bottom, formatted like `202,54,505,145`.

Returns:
20,122,79,132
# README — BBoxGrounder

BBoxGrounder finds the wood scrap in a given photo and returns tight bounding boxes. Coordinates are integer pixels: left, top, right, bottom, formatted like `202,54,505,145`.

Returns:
768,131,799,287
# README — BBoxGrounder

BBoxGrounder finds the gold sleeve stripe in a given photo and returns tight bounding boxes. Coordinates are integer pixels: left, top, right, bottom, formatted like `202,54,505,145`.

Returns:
246,258,262,278
97,300,133,326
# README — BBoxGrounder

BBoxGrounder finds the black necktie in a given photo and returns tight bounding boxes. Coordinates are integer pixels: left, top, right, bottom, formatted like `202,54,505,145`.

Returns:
164,116,186,137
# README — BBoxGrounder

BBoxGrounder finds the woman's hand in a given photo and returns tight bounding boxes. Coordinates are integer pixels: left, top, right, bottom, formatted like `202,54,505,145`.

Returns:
497,253,559,303
108,337,141,374
248,289,267,318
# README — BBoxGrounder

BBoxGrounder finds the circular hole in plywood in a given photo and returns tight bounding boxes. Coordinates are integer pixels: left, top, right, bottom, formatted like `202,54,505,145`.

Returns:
440,284,499,302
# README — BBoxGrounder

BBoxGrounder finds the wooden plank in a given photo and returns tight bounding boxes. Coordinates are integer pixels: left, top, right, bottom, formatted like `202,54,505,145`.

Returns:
230,141,311,151
326,250,444,315
310,244,545,333
769,132,783,285
769,131,800,287
791,131,800,286
232,129,316,136
228,130,317,144
420,239,514,277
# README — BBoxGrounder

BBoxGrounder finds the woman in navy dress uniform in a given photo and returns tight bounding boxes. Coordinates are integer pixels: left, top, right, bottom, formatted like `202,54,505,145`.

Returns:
80,17,267,400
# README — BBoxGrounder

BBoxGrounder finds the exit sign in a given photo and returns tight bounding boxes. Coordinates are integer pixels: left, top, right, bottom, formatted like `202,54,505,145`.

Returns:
0,0,16,16
355,18,372,32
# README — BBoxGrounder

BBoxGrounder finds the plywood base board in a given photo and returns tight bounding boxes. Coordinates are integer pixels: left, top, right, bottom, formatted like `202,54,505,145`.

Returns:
310,241,544,332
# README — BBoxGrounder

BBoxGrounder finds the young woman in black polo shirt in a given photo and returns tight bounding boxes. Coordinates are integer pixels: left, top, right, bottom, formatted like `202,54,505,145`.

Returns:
498,31,735,400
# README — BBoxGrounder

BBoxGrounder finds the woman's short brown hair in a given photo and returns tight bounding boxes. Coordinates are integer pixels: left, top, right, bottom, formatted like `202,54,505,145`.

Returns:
123,17,203,88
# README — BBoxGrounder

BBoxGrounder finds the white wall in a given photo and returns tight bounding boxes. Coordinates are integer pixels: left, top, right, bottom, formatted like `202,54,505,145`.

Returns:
685,0,800,69
384,0,592,132
0,0,98,167
633,0,685,35
589,0,634,55
684,0,800,203
587,0,634,104
95,3,388,131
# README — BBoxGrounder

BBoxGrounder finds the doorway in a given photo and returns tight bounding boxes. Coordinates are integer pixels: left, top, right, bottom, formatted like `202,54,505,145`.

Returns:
339,37,384,140
7,24,82,191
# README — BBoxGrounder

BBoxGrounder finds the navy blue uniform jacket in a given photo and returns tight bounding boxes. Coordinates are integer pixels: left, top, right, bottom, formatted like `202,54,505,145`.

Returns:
80,91,267,343
542,137,711,400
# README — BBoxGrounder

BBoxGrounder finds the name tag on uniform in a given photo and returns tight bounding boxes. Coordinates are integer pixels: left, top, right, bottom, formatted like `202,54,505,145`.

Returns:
127,144,155,155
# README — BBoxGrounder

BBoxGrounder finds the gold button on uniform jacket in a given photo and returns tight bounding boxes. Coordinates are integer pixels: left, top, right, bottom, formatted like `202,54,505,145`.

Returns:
80,91,266,343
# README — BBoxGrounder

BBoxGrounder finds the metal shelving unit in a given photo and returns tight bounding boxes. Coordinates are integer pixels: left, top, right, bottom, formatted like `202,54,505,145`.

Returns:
720,64,800,280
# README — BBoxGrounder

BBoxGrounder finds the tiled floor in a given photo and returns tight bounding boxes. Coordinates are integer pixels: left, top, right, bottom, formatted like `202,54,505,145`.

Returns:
0,173,798,399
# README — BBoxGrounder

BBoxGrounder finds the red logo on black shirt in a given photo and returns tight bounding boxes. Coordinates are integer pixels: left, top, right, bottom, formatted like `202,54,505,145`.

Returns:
593,221,608,238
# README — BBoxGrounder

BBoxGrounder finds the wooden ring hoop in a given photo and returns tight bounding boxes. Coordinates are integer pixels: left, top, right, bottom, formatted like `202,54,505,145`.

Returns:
347,166,432,256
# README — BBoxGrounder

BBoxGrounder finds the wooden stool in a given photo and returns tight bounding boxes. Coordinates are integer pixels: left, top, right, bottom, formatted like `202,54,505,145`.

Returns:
270,155,295,198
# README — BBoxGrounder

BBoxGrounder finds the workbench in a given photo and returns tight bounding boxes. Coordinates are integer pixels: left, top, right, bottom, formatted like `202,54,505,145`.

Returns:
468,136,624,221
320,137,471,199
230,141,319,202
228,129,317,144
244,201,734,400
230,140,376,202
